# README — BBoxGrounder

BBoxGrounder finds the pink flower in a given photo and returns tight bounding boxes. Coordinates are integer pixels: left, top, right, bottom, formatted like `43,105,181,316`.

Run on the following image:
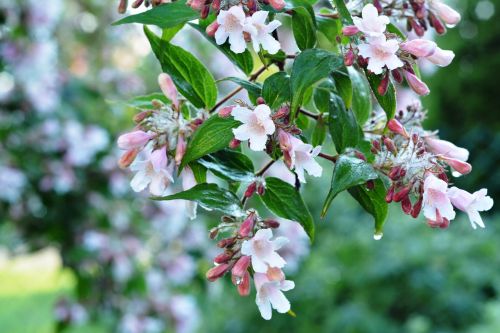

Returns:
254,271,295,320
268,0,285,11
215,6,249,54
426,47,455,67
448,187,494,229
246,11,282,55
287,135,322,183
352,4,390,38
158,73,179,109
117,130,152,150
240,228,288,273
342,25,360,36
232,104,276,151
439,156,472,175
358,36,404,75
400,39,437,57
130,147,174,196
404,71,430,96
425,137,469,161
422,174,456,223
430,0,461,26
387,119,409,137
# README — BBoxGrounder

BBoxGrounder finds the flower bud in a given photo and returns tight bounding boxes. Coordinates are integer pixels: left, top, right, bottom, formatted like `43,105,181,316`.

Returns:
431,1,461,26
385,185,395,203
377,72,390,96
206,21,219,37
425,137,469,161
118,149,139,169
426,47,455,67
411,196,423,218
387,119,409,138
236,271,251,296
187,0,204,10
117,130,152,150
264,219,280,228
393,185,412,203
214,252,233,264
400,39,437,57
372,139,381,152
206,264,230,282
391,69,403,83
354,151,366,161
232,256,251,278
217,237,236,248
409,18,425,36
133,110,152,123
269,0,286,10
373,0,383,13
437,172,449,183
273,106,290,119
244,182,257,198
218,105,234,118
257,184,265,196
342,25,360,36
429,13,446,34
158,73,179,109
118,0,127,13
404,71,430,96
382,136,397,155
401,196,412,214
247,0,257,12
209,227,219,239
229,138,241,149
175,134,186,165
343,49,355,66
366,180,375,190
238,214,255,238
200,5,210,19
132,0,144,8
256,97,266,105
440,156,472,175
211,0,221,11
389,166,402,180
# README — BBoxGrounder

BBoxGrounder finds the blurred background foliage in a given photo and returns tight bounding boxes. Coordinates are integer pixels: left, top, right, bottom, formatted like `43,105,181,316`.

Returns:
0,0,499,332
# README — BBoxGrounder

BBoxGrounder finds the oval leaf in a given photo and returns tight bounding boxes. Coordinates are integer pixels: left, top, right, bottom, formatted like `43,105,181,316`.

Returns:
348,67,372,125
262,72,291,109
348,178,388,235
333,69,353,108
328,94,361,153
198,149,255,183
260,177,315,242
292,7,317,50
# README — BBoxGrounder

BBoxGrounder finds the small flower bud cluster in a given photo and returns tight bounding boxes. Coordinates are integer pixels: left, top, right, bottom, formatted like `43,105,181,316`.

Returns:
206,211,294,319
116,0,169,13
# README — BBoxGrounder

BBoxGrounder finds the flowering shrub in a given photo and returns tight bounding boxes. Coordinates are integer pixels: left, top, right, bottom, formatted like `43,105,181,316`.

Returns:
113,0,494,320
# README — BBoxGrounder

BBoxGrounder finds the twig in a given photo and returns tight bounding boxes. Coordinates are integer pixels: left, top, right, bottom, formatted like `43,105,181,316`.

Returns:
299,109,320,120
318,152,338,163
256,159,275,177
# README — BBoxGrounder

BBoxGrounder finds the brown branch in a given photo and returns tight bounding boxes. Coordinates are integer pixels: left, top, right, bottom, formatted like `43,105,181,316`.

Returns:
318,152,338,163
256,159,275,177
299,109,320,120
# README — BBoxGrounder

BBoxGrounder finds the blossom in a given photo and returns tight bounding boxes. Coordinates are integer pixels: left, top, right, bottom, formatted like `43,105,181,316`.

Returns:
422,174,456,223
130,147,174,196
232,104,276,151
241,228,288,273
215,6,248,54
158,73,179,109
429,0,461,26
117,130,152,150
287,135,322,183
404,70,430,96
246,11,281,55
352,4,390,38
400,39,437,57
426,47,455,67
358,36,403,75
425,137,469,161
254,271,295,320
448,187,494,229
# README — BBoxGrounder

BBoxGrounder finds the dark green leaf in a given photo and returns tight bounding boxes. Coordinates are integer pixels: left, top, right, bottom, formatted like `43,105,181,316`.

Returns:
321,155,378,217
125,93,170,108
260,177,315,242
366,71,397,122
262,72,291,109
292,7,317,50
313,80,335,113
348,67,372,125
333,69,353,108
198,149,255,183
189,23,254,75
181,115,240,169
328,94,360,153
311,115,327,146
290,49,343,117
113,0,199,28
145,26,217,108
152,183,243,216
316,16,342,51
332,0,354,24
348,178,388,236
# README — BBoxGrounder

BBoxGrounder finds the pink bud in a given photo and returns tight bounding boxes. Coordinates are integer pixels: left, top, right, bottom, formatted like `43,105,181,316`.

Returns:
391,69,403,83
236,271,251,296
429,13,446,35
229,138,241,149
400,39,437,57
410,18,425,36
238,214,255,238
387,119,409,137
385,185,394,203
269,0,286,10
206,264,230,281
244,182,257,198
158,73,179,109
218,105,234,118
377,72,390,96
401,196,412,214
411,196,423,218
404,71,430,96
344,49,355,66
264,219,280,228
256,97,265,105
117,130,152,150
175,134,186,165
342,25,359,36
206,21,219,37
426,47,455,67
117,0,127,13
150,146,168,172
440,156,472,175
393,185,411,202
424,137,469,161
432,2,461,26
133,110,152,123
118,149,139,169
211,0,220,11
214,252,233,264
382,136,397,155
217,237,236,248
232,256,251,278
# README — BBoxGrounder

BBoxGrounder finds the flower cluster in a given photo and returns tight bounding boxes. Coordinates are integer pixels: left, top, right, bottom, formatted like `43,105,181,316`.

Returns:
343,3,456,96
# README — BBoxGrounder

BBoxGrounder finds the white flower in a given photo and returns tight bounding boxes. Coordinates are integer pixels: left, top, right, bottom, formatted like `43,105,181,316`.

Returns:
130,147,174,196
232,104,276,151
215,6,249,54
353,4,390,38
358,36,404,75
241,228,288,273
254,271,295,320
422,174,456,223
246,11,282,55
448,187,494,229
288,136,322,183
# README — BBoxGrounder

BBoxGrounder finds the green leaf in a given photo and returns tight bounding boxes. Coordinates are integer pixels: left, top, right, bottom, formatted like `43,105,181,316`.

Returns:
313,80,334,113
125,93,170,108
189,23,254,75
333,69,353,108
181,115,241,169
189,162,207,183
348,178,388,236
162,24,185,41
348,67,372,125
262,72,291,109
366,71,397,122
113,0,199,28
311,115,327,146
387,23,406,40
260,177,315,242
316,16,342,51
152,183,243,216
290,49,343,117
219,77,262,103
145,26,217,108
328,94,360,153
321,155,378,217
198,149,255,183
332,0,354,25
292,7,317,50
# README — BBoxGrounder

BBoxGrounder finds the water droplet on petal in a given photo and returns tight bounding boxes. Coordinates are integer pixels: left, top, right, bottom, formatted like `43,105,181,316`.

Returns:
373,232,383,240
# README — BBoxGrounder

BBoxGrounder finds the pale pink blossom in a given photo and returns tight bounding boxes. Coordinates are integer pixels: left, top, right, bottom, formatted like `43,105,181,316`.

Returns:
117,130,152,150
404,71,430,96
429,0,461,26
352,4,390,38
422,174,456,223
400,39,437,57
287,135,322,183
254,271,295,320
215,6,249,54
241,228,288,273
426,47,455,67
440,156,472,175
246,11,282,55
448,187,494,229
130,148,173,196
342,25,360,36
158,73,179,109
232,104,276,151
358,36,404,75
425,137,469,161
